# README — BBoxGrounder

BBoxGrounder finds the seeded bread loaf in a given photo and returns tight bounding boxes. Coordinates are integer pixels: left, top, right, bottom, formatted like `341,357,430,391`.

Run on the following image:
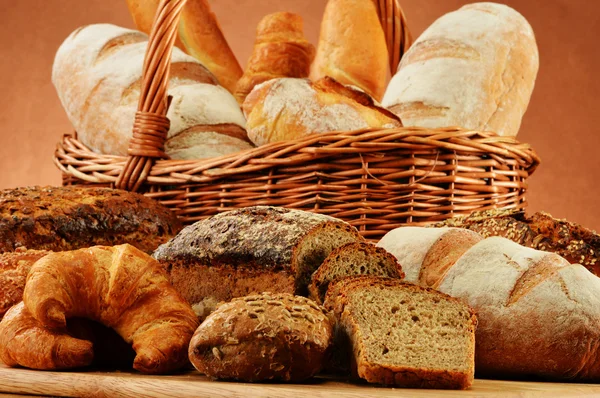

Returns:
0,186,181,253
153,206,363,320
308,242,404,304
324,276,477,389
378,227,600,381
432,209,600,276
188,292,333,381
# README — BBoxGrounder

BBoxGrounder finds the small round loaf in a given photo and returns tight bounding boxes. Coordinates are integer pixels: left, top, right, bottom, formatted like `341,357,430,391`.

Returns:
188,292,333,382
243,77,402,146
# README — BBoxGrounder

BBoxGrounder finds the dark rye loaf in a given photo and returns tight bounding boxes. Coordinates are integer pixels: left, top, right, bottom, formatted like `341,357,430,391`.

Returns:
0,186,182,253
153,206,363,320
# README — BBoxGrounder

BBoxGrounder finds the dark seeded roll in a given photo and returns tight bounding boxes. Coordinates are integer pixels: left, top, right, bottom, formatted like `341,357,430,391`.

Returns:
188,292,333,382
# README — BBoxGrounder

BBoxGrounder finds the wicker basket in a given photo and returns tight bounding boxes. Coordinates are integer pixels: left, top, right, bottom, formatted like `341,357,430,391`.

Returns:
54,0,540,240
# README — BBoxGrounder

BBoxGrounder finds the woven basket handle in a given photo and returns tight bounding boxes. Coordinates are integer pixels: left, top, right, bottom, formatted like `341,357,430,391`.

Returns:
115,0,411,192
115,0,187,192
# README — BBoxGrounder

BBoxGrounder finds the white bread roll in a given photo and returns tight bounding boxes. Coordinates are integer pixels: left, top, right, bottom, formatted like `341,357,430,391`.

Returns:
243,77,402,146
382,3,539,137
52,24,253,160
378,227,600,381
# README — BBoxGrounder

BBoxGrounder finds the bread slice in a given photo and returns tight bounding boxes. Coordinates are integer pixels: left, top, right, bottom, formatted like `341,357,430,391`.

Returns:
308,242,404,304
324,276,477,389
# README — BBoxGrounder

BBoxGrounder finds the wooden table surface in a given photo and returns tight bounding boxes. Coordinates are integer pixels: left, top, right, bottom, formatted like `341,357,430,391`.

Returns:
1,364,599,398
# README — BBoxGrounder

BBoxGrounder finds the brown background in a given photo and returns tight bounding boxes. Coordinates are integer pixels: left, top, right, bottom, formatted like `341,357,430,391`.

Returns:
1,0,599,230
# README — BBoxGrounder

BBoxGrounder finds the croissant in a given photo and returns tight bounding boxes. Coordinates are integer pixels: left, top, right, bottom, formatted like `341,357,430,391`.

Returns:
0,302,93,370
234,12,315,105
19,244,199,374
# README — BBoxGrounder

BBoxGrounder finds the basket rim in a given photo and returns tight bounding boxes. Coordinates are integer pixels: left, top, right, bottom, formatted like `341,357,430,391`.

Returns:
55,126,541,187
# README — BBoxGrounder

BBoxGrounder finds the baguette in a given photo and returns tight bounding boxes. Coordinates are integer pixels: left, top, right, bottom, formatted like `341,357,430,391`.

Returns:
382,3,539,137
310,0,389,101
378,227,600,381
125,0,243,93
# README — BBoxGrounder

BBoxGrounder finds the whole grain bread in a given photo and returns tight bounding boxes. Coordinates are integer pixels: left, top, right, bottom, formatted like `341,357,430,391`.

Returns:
324,276,477,389
0,186,182,253
379,227,600,381
432,209,600,276
308,242,404,304
154,206,363,319
0,248,50,319
188,292,333,381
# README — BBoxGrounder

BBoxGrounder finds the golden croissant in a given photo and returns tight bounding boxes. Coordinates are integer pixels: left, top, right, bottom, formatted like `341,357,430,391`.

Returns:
11,244,199,374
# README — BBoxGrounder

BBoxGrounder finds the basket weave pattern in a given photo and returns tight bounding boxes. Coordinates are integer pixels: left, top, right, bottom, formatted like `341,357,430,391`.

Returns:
54,0,540,240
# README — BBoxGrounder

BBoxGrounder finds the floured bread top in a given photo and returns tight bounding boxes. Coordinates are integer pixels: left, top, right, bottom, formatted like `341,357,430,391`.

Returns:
52,24,248,158
382,2,538,137
245,78,401,146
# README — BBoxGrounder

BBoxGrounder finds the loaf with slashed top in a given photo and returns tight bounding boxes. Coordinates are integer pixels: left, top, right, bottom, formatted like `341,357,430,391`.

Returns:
382,3,538,137
153,206,363,320
378,227,600,381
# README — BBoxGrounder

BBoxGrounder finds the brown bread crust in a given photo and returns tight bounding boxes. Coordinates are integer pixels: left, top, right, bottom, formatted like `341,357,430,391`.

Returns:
432,209,600,276
154,206,363,297
188,292,333,381
0,186,182,254
0,249,50,319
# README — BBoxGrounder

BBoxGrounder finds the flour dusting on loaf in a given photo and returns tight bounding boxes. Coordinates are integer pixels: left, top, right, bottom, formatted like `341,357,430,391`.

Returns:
244,78,401,146
382,3,538,137
378,227,600,381
52,24,251,159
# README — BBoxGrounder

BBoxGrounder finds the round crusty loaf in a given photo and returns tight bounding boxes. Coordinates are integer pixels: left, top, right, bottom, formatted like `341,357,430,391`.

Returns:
243,77,402,146
0,186,182,253
52,24,253,160
382,3,538,137
188,292,333,381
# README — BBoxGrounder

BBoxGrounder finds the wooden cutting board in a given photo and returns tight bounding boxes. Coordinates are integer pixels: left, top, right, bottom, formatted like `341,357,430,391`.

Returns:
1,365,600,398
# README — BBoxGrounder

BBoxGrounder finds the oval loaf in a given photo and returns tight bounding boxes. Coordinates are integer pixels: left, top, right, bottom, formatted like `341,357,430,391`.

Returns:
382,3,539,137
